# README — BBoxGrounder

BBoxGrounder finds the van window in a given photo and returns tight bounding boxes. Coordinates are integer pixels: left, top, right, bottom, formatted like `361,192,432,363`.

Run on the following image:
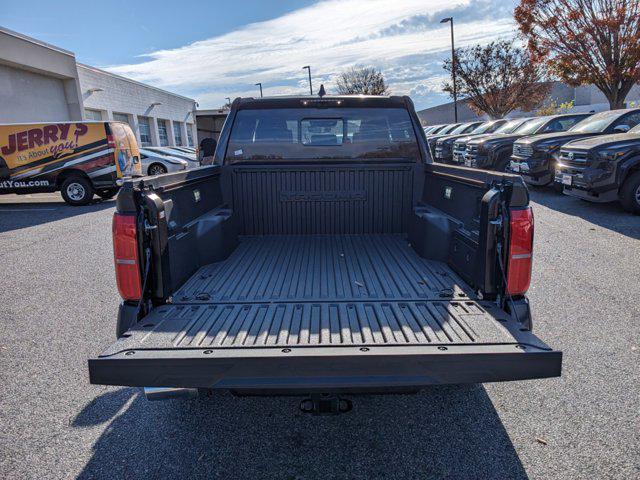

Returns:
225,107,420,163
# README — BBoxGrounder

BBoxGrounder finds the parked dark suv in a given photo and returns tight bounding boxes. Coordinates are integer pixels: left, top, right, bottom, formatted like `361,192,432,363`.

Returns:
435,119,506,164
426,121,481,157
452,118,525,165
510,109,640,186
556,123,640,212
466,114,590,172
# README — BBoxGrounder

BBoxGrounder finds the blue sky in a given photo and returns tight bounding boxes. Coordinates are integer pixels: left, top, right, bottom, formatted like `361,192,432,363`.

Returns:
1,0,517,110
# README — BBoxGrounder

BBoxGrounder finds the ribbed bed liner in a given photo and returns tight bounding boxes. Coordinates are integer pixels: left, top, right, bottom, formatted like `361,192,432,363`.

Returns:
174,234,474,303
103,235,525,353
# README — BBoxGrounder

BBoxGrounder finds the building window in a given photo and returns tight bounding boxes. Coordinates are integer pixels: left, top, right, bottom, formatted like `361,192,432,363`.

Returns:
157,119,169,146
173,122,183,146
85,109,102,121
138,116,152,146
186,124,194,146
113,112,129,124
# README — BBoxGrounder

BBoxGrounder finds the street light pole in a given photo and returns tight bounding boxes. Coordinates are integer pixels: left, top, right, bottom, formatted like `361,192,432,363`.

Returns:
440,17,458,122
255,82,263,97
302,66,313,95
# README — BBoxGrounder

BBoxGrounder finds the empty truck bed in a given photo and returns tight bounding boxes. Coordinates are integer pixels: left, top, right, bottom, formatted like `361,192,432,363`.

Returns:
96,235,554,355
91,237,559,389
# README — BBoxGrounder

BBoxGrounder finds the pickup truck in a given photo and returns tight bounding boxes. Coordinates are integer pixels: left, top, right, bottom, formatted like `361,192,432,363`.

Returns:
88,95,562,412
556,124,640,212
464,114,589,172
427,121,482,159
451,118,527,165
510,109,640,187
435,119,507,164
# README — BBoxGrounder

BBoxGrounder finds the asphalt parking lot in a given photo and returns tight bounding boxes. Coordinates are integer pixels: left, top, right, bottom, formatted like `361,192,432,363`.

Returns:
0,189,638,480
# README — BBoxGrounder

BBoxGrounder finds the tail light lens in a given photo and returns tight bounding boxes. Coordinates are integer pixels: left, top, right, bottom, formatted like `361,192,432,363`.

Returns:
107,134,116,149
112,213,142,301
506,207,534,296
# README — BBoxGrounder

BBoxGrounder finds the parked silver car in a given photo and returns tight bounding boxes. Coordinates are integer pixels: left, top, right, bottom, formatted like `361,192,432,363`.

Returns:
144,146,199,168
139,148,189,176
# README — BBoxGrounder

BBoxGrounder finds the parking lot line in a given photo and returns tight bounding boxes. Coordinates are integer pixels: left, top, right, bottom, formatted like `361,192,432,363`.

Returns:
0,208,58,212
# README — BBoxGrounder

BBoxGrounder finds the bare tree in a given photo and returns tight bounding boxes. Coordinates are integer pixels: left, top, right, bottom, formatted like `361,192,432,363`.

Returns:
443,40,551,118
336,66,390,95
515,0,640,110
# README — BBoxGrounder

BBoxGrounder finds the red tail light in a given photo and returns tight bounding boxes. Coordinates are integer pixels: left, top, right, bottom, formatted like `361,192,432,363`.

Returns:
107,134,116,149
112,213,142,301
506,207,534,296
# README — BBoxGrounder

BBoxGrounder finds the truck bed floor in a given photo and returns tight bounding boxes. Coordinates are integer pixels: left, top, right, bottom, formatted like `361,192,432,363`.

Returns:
175,234,474,303
100,235,540,353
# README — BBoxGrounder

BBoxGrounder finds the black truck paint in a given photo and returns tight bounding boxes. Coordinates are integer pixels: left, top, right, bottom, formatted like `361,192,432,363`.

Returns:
89,95,561,398
510,109,640,186
555,125,640,212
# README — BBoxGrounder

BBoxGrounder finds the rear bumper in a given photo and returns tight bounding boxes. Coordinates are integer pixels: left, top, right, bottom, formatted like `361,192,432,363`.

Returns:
89,343,562,390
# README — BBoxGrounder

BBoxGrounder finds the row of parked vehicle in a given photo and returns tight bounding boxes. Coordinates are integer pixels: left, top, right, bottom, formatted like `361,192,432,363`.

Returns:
424,108,640,213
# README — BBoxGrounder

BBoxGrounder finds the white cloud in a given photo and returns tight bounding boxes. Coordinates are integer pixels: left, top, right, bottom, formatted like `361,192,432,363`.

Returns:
107,0,516,110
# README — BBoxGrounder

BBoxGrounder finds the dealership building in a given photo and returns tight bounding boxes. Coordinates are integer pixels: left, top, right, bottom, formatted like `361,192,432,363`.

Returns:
0,26,197,148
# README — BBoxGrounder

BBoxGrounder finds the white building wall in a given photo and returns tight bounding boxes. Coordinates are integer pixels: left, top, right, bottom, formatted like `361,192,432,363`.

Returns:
0,64,72,122
0,27,83,123
78,64,197,146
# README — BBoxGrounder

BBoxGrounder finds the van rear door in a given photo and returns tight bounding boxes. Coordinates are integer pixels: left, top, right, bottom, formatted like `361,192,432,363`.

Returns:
110,122,141,179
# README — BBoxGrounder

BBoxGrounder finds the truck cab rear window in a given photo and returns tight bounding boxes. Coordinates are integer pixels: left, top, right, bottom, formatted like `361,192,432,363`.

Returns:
225,108,420,162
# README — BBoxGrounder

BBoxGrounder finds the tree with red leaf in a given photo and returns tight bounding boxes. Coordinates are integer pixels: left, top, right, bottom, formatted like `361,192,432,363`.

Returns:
515,0,640,110
442,40,551,118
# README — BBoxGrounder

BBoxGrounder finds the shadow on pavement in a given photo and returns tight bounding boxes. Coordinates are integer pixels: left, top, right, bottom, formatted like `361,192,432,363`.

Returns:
75,385,528,480
72,389,136,428
0,199,114,233
529,187,640,240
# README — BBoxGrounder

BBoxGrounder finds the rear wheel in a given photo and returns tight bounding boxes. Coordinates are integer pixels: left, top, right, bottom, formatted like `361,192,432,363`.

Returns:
148,163,167,176
619,171,640,213
60,176,94,206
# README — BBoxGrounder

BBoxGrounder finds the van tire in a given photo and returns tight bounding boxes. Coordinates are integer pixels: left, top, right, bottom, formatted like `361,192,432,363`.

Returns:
619,171,640,214
61,176,94,206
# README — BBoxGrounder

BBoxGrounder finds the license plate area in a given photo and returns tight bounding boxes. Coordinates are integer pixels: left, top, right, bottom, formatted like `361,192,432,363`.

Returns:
562,174,573,186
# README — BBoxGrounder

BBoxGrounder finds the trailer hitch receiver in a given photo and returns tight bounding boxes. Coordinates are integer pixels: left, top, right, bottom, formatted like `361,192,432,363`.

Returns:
300,394,353,415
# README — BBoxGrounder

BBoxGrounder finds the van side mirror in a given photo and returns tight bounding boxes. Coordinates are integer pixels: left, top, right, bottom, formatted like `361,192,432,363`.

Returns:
613,124,630,133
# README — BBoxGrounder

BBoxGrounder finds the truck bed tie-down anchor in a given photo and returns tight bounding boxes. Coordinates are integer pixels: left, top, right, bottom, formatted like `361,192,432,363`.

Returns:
300,394,353,415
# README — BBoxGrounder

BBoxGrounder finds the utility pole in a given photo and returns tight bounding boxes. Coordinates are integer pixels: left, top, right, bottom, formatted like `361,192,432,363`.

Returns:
440,17,458,122
302,66,313,95
255,83,263,98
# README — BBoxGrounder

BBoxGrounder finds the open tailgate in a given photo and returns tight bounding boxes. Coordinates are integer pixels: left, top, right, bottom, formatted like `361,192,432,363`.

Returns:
89,299,561,389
